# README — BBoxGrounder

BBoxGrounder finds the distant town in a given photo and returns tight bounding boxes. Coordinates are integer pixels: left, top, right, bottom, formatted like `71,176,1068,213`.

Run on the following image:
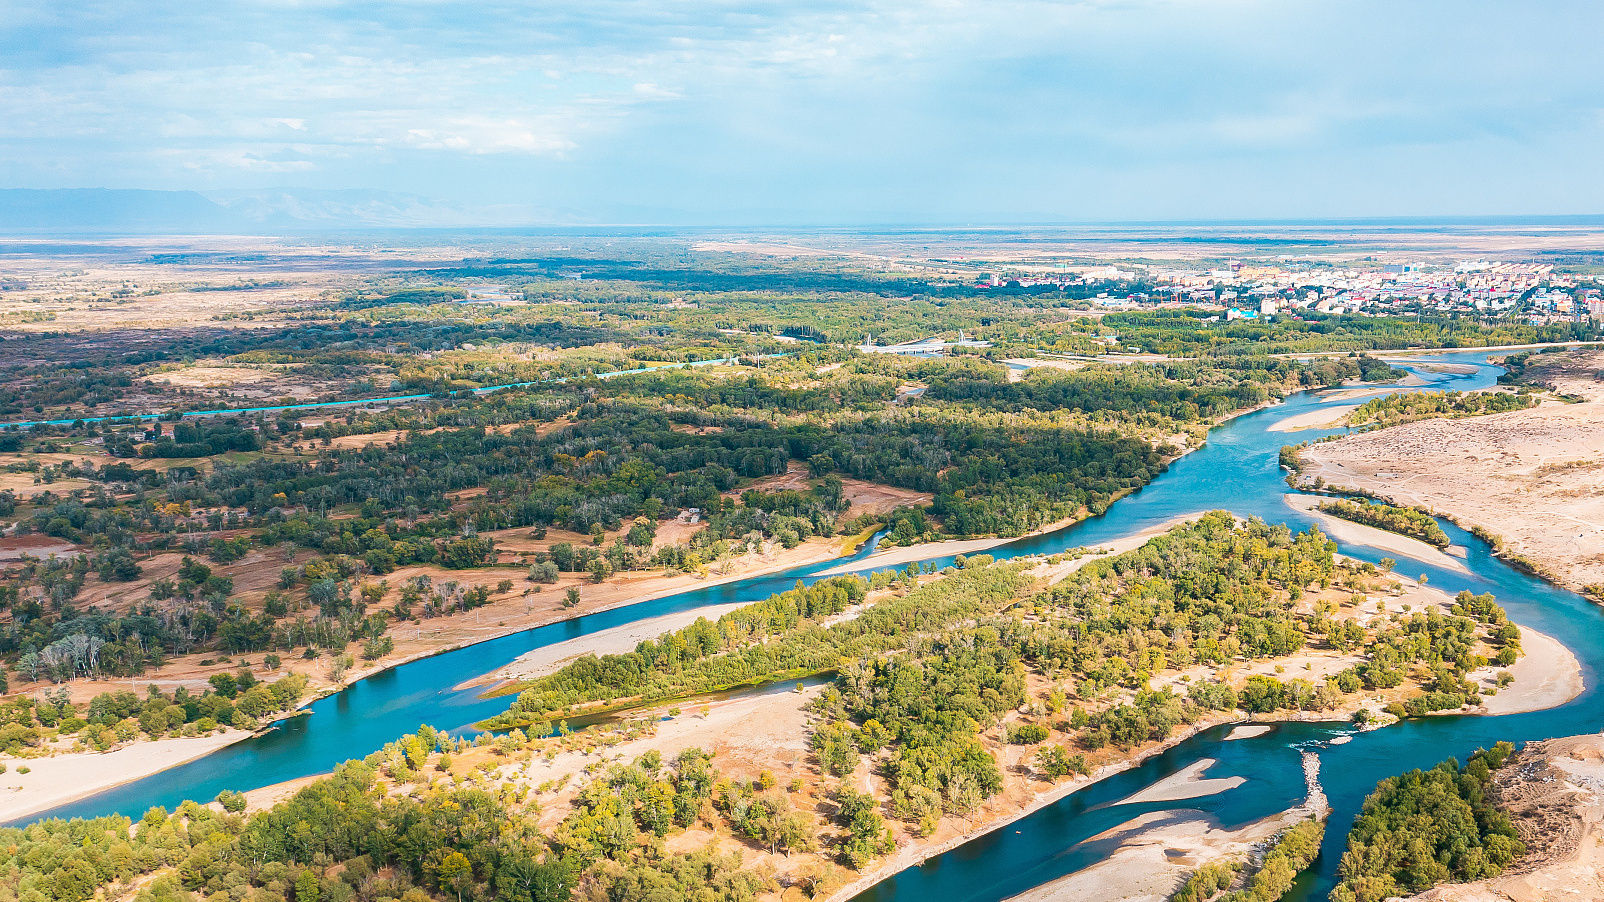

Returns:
973,259,1600,327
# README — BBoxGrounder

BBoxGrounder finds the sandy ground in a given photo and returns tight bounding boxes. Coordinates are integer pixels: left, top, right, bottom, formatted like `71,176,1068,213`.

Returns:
1267,403,1361,433
735,461,933,517
1224,725,1272,740
0,731,247,821
141,363,362,402
1003,807,1312,902
1317,377,1429,402
465,601,752,688
1114,758,1246,805
1002,357,1091,382
0,473,96,500
1470,628,1584,716
815,534,1031,576
1284,494,1469,574
518,682,820,811
1404,733,1604,902
1299,349,1604,593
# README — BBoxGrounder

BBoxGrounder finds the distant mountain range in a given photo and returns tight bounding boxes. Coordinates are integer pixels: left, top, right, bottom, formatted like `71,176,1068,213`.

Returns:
0,188,549,232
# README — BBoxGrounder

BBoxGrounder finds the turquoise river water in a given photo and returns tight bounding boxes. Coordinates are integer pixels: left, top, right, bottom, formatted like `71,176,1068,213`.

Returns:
21,351,1601,902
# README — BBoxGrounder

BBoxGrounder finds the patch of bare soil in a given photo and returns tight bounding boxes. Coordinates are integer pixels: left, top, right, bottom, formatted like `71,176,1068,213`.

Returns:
732,461,933,517
1300,349,1604,593
0,534,81,561
0,473,96,500
142,362,372,403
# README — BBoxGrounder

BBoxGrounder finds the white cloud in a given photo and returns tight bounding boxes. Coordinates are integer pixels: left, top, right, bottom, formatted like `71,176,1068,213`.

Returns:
400,118,580,155
2,0,1603,219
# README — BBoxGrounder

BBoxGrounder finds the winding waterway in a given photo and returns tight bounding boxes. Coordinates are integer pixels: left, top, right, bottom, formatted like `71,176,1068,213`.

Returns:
0,353,784,429
24,352,1600,902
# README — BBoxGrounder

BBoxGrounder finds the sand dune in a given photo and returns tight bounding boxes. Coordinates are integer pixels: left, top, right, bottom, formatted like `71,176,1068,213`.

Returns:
1299,348,1604,593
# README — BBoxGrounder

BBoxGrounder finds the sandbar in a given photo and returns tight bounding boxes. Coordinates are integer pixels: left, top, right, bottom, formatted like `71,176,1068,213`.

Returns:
1224,724,1272,741
1267,404,1359,433
1113,758,1245,806
1284,494,1468,574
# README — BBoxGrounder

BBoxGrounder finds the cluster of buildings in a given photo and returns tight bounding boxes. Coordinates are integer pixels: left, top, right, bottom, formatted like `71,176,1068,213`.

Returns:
974,259,1603,326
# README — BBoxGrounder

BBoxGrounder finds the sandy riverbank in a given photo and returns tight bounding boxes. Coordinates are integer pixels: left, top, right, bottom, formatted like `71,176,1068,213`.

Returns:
0,731,248,822
1472,627,1583,716
1384,360,1482,375
1003,807,1312,902
1284,494,1470,575
823,712,1248,902
1398,732,1604,901
815,534,1032,576
1224,724,1272,740
1298,348,1604,593
1267,403,1360,433
459,601,754,690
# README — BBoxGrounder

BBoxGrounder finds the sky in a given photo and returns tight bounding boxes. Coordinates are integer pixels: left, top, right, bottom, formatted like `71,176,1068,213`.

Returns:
3,0,1603,225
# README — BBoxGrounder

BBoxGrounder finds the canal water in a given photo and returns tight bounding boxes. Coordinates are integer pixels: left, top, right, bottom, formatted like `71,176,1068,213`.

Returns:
27,352,1599,902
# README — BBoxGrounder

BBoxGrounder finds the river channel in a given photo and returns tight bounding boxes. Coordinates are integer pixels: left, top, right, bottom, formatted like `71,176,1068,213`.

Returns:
27,351,1599,902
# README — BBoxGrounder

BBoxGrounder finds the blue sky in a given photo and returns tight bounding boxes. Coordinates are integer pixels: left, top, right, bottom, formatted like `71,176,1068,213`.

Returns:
3,0,1602,224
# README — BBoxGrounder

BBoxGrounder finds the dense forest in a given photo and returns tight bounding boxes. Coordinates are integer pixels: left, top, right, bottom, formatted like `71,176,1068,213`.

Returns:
1,349,1360,688
1330,743,1523,902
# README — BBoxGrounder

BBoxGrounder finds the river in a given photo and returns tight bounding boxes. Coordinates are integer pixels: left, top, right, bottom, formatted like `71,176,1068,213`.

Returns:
0,353,784,429
23,351,1598,902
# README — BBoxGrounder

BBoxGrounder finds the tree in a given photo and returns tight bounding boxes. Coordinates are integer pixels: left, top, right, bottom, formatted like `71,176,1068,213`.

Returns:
436,850,473,902
1035,744,1084,779
293,870,320,902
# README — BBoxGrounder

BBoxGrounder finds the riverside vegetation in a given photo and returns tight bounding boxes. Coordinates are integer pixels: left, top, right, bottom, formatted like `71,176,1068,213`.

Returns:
0,514,1529,902
0,252,1587,901
1314,500,1451,550
1330,743,1522,902
1170,819,1326,902
0,341,1403,717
